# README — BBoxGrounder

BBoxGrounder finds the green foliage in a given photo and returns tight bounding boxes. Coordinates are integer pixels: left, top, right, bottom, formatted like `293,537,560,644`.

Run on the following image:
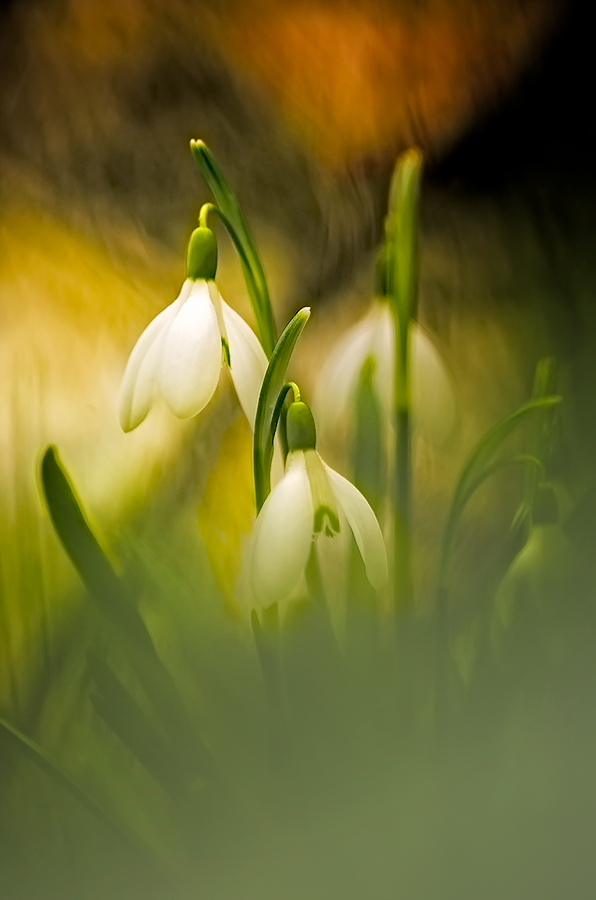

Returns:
438,396,562,590
3,143,592,900
0,714,172,886
40,447,218,788
190,139,277,356
253,307,310,510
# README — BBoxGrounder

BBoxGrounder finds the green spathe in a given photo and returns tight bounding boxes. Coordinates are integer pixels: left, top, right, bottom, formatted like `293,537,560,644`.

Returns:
286,401,317,452
186,227,218,280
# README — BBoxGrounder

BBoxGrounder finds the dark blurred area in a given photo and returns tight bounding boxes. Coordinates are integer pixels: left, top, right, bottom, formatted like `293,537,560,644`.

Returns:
0,0,580,298
2,0,596,898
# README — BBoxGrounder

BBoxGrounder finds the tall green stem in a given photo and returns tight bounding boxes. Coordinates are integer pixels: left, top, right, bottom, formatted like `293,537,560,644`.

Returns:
393,330,413,606
386,148,423,608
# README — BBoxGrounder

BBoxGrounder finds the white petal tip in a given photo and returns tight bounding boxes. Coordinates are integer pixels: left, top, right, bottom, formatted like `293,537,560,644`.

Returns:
118,402,139,433
368,558,389,592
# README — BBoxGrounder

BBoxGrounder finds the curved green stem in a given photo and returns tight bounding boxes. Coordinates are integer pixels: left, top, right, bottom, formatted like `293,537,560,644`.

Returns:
437,398,561,595
392,318,413,607
385,148,423,608
198,202,217,228
190,139,277,357
286,381,301,403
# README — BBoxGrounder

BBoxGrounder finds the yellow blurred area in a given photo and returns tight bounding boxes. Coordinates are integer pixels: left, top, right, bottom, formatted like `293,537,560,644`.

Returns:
0,205,186,712
197,415,255,618
0,207,188,519
0,189,288,713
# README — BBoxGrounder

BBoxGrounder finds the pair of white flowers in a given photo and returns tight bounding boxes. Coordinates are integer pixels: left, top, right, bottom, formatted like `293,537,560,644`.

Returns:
118,227,388,606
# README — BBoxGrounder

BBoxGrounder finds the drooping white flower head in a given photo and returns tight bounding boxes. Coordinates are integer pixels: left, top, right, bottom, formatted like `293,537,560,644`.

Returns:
249,401,388,608
314,299,456,445
119,226,267,432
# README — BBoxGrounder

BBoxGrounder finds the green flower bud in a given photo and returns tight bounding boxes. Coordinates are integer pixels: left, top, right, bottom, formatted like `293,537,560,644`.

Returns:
286,401,317,452
186,227,218,280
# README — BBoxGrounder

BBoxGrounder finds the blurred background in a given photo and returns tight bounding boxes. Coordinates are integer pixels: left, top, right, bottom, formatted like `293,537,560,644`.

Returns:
1,0,596,897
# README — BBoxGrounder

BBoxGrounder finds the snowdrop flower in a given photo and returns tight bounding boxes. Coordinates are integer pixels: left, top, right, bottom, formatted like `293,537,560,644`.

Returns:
314,298,456,445
249,400,388,607
119,226,267,432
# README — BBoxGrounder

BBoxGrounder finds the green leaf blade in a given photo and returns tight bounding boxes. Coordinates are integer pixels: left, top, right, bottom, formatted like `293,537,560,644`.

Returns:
40,447,218,786
253,307,311,510
40,446,151,650
190,139,277,356
439,395,562,587
87,651,201,798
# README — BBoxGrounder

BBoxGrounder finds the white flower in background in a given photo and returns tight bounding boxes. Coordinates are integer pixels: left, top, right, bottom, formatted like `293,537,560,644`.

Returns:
314,299,456,445
119,226,267,432
249,401,388,607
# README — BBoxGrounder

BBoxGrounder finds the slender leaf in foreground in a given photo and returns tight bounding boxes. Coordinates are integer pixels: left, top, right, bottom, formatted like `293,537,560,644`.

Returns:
87,651,203,797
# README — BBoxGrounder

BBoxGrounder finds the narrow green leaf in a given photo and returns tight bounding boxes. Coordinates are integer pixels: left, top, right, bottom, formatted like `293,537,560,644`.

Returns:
87,651,201,797
190,139,277,356
438,397,562,586
40,446,154,654
456,454,544,525
454,398,560,508
40,447,218,785
253,308,311,510
524,356,559,514
0,715,174,885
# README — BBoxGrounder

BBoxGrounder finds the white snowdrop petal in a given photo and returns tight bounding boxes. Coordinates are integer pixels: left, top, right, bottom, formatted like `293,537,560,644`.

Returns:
324,463,388,591
119,301,179,432
314,305,380,435
159,280,222,418
220,295,268,429
118,280,194,431
411,324,456,445
250,453,314,606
